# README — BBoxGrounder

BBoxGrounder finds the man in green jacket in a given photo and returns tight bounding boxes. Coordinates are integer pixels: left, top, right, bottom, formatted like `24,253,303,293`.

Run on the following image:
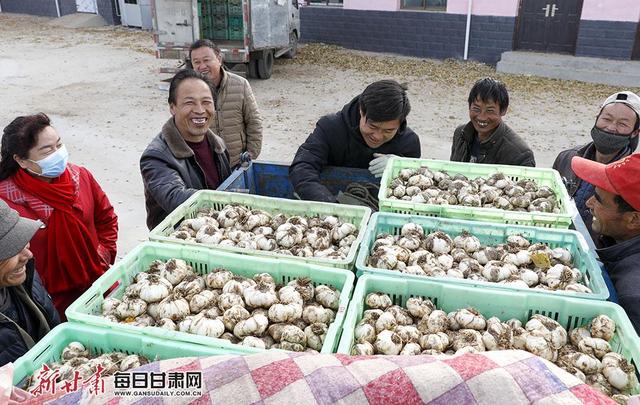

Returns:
450,77,535,167
190,39,263,168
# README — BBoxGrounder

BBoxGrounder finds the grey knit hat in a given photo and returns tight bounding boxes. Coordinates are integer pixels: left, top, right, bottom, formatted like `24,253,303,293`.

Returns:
0,199,42,260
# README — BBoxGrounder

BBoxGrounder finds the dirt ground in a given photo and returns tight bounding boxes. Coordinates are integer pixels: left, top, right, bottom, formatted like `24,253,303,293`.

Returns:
1,13,637,258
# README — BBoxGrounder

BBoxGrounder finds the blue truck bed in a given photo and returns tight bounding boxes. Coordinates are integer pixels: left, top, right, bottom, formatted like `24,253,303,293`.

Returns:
217,161,378,199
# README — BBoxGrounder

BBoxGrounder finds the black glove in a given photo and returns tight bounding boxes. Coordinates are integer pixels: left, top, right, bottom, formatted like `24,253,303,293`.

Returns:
335,182,379,211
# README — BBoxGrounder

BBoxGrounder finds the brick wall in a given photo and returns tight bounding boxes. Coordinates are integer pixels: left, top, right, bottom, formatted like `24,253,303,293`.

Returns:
468,16,515,65
575,20,638,60
300,7,516,65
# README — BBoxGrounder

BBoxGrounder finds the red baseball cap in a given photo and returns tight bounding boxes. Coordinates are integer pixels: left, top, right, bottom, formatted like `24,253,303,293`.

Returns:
571,154,640,211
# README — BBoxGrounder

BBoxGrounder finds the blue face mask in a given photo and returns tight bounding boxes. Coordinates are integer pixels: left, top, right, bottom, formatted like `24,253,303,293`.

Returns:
28,145,69,178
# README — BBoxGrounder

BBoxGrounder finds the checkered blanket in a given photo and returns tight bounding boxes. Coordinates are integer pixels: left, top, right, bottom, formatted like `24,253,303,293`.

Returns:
22,350,619,404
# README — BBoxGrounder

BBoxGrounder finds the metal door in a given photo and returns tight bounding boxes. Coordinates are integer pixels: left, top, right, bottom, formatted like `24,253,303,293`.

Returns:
515,0,583,54
153,0,198,48
76,0,97,13
119,0,143,27
251,0,289,49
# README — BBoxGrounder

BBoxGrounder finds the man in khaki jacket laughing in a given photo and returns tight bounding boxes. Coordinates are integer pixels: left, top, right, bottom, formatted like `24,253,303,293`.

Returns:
190,39,263,168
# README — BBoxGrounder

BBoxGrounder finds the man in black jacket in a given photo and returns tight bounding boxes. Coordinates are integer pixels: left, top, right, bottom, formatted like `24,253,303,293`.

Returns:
141,70,231,229
554,91,640,248
289,80,420,202
450,77,535,167
572,154,640,333
0,200,60,365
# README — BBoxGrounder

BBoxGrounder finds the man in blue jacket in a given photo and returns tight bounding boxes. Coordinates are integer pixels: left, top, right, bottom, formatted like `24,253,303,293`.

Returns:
289,80,421,202
0,199,60,365
572,154,640,333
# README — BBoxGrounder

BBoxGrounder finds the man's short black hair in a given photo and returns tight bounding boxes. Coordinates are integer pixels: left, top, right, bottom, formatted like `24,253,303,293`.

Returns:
168,69,213,105
359,80,411,123
189,39,221,60
615,194,637,213
468,77,509,114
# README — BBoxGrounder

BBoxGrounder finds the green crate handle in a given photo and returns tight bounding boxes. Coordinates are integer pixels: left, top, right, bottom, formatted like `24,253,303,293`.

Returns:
66,242,355,355
149,190,372,270
379,157,577,229
356,212,608,300
12,323,237,387
337,274,640,395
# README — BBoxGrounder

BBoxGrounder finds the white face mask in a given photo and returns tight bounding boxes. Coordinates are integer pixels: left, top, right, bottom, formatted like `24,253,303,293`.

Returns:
27,145,69,178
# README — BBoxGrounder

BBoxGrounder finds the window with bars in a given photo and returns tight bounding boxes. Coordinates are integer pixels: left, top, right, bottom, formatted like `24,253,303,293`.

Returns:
306,0,343,6
401,0,447,11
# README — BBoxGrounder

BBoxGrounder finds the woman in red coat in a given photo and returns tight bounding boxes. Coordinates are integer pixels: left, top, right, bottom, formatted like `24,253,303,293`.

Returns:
0,113,118,318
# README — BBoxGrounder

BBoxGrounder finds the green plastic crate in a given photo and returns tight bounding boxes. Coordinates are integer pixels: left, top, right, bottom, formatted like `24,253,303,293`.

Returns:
212,29,229,40
227,3,242,15
12,323,235,388
213,14,227,26
337,275,640,395
227,16,242,31
228,29,243,41
213,3,228,14
379,157,577,228
149,190,372,270
66,242,354,354
356,212,608,300
227,15,243,40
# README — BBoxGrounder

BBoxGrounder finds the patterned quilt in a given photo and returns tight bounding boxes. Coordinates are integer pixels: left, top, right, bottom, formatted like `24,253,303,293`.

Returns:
7,350,622,404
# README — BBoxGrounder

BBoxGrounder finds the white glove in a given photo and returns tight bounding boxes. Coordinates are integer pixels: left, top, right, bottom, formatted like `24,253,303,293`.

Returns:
368,153,394,178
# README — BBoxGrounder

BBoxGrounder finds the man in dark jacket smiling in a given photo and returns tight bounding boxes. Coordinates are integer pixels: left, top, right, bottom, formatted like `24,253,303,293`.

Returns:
140,69,231,229
289,80,420,202
450,77,535,167
572,154,640,333
554,91,639,248
0,200,60,365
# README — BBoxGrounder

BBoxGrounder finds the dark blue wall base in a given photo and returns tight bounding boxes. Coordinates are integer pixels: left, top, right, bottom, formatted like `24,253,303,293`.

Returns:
300,7,515,65
0,0,59,16
0,0,119,25
59,0,77,16
97,0,120,25
575,20,637,60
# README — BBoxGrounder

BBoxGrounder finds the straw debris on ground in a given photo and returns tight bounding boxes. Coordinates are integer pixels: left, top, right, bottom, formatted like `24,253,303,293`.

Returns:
278,43,639,102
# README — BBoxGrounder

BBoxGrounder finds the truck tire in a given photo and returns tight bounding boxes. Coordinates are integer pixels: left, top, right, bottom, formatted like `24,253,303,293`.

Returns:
283,32,298,59
248,59,259,79
257,50,274,79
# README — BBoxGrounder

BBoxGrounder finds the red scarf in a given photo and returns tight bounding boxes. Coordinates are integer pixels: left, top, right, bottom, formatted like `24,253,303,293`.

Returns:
13,168,104,294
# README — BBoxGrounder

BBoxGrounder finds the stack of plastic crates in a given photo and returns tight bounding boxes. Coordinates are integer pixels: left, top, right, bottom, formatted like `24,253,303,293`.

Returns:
212,0,228,40
198,0,228,40
227,0,243,40
198,0,213,39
